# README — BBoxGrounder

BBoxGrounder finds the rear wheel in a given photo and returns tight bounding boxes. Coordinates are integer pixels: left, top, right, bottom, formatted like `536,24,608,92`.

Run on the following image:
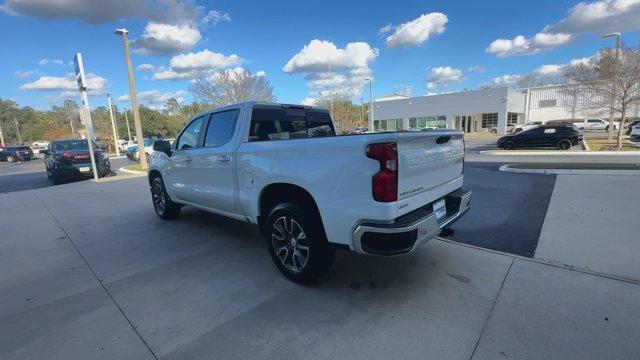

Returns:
503,141,516,150
266,203,335,284
605,125,610,132
151,176,181,220
7,155,14,162
557,139,572,150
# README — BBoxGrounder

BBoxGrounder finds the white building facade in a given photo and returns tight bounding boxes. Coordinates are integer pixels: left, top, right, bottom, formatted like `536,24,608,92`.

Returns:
372,83,639,135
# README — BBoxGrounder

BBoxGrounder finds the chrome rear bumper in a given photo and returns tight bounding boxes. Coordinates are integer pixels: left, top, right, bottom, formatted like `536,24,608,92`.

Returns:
352,188,471,255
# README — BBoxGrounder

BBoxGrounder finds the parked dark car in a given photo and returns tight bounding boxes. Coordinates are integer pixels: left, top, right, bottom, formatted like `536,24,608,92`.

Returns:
497,125,583,150
0,145,33,162
626,120,640,135
44,139,111,184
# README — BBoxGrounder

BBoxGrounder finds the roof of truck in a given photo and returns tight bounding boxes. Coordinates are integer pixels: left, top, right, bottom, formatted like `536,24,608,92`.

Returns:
192,101,330,119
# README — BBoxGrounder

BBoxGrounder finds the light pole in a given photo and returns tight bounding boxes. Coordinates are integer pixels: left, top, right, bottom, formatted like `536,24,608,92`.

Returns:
124,107,132,141
603,32,621,141
115,28,147,169
107,93,120,156
67,110,75,137
14,117,22,144
360,97,364,125
366,78,374,131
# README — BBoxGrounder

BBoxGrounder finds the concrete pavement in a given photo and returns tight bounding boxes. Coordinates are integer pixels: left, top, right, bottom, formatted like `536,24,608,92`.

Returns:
1,176,639,359
536,175,640,281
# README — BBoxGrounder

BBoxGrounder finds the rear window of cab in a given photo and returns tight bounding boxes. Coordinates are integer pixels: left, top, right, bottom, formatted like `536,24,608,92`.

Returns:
248,108,336,142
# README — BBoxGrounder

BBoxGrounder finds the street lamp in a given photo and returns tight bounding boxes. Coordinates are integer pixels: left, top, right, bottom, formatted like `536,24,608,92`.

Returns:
603,32,622,141
114,28,147,169
365,78,374,131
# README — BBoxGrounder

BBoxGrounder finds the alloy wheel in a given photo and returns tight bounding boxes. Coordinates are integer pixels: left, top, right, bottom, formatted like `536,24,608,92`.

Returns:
152,182,166,214
271,216,310,273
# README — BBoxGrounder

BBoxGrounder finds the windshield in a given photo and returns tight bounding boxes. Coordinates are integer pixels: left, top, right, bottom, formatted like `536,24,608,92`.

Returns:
52,140,100,151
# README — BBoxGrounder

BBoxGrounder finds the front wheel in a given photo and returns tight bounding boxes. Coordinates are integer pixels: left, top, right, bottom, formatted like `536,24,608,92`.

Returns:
503,141,516,150
151,176,181,220
557,139,572,150
605,125,610,132
7,155,14,162
266,203,335,284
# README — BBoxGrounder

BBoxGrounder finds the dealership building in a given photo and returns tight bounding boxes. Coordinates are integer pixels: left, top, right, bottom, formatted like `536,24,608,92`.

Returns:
371,83,636,135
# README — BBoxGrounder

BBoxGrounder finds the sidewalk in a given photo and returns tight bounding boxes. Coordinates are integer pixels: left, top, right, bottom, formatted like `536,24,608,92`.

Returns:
0,178,638,359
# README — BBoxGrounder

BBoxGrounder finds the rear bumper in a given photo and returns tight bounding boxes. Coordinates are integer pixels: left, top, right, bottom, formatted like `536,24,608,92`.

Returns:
352,188,471,255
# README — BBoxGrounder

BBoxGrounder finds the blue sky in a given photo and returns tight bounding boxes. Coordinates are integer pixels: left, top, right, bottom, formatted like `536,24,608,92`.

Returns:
2,0,640,110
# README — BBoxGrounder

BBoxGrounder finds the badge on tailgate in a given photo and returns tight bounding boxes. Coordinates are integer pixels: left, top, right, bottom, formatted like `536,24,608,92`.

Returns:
433,199,446,219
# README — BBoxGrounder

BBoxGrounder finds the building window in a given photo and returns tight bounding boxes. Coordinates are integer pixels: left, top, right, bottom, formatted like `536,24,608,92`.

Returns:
374,119,402,132
408,116,447,130
481,113,498,129
507,112,519,124
539,99,557,108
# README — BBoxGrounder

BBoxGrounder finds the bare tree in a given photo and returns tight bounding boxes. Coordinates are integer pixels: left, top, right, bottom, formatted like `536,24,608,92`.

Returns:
566,47,640,149
188,69,275,108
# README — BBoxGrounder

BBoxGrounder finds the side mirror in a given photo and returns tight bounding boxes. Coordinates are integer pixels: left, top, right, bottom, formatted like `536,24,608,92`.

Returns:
153,140,172,157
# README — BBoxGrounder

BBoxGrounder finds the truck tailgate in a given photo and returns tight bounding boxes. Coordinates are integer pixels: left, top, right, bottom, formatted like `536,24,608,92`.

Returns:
396,131,464,213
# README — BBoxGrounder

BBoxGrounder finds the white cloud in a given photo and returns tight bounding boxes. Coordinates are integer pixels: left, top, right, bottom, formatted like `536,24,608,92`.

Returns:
378,23,393,35
426,66,463,89
38,58,64,66
533,64,565,77
479,74,524,88
486,0,640,57
284,40,379,103
468,65,486,73
0,0,216,24
545,0,640,35
136,63,156,72
300,97,317,106
116,90,186,108
202,10,231,25
132,22,201,55
485,33,572,57
151,49,245,81
283,39,378,73
170,49,244,71
255,70,266,77
479,53,600,89
15,70,38,78
383,12,448,48
19,73,107,95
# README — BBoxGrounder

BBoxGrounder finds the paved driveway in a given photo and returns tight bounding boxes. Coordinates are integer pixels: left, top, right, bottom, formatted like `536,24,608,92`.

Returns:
1,176,638,360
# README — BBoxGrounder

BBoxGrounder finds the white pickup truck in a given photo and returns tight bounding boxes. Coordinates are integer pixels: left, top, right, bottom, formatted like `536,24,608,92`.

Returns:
572,118,619,131
148,102,471,283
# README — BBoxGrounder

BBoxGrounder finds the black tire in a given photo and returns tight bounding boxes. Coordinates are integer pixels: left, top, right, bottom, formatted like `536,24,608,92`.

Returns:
266,203,335,284
491,128,497,134
503,141,516,150
150,176,181,220
605,125,610,132
7,155,14,162
557,139,572,150
51,175,63,185
514,128,523,133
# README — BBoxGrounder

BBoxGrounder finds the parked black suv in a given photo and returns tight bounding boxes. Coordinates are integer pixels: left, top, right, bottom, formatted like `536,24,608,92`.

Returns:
44,139,111,184
0,145,33,162
497,125,583,150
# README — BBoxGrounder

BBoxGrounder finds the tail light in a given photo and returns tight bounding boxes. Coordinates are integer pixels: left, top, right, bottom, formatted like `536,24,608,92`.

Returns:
366,142,398,202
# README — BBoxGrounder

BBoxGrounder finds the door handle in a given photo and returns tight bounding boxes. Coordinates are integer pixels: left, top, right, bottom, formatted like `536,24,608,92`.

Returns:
218,155,231,162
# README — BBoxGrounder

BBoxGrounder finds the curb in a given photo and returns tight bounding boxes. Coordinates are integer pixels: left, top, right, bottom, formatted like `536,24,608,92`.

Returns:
479,150,640,155
118,166,147,175
498,164,640,176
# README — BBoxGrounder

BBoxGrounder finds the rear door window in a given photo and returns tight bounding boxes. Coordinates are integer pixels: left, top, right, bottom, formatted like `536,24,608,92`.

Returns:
248,108,336,142
204,110,239,147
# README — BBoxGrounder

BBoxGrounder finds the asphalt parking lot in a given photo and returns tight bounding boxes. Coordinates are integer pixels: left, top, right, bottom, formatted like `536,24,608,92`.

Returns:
0,156,134,193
